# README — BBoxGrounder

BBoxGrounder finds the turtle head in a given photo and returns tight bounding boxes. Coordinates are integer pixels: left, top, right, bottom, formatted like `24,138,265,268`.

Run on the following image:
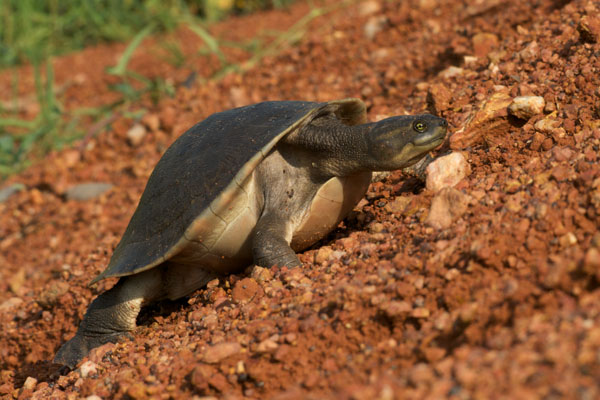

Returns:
366,114,447,171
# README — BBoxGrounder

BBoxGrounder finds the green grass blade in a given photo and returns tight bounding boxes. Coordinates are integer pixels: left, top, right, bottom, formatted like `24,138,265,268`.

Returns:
107,24,155,77
186,22,226,64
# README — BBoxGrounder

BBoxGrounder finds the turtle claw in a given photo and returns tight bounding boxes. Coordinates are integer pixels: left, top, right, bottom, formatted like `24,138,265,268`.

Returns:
53,331,128,368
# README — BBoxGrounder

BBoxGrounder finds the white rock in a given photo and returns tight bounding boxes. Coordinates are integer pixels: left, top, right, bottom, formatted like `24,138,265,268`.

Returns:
426,152,470,192
508,96,545,120
126,123,147,146
426,187,470,230
22,376,37,390
79,360,98,378
85,396,103,400
438,66,464,79
364,16,388,39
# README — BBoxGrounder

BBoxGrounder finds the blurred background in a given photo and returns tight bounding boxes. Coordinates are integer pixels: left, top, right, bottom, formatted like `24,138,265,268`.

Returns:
0,0,300,179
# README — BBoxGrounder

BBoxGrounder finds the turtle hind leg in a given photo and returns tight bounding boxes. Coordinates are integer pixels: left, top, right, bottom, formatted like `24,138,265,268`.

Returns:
53,268,163,368
253,212,302,268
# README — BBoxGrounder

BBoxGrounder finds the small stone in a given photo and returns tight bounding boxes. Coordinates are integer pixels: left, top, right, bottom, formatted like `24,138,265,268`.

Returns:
37,281,69,308
141,113,161,132
427,83,453,113
426,187,470,230
256,337,279,353
381,301,412,318
518,40,539,62
426,152,471,192
508,96,545,120
0,183,25,203
472,32,498,58
0,297,23,310
202,342,242,363
364,16,388,39
411,308,430,318
22,377,37,390
230,87,249,108
65,183,113,201
250,266,273,283
315,246,334,264
559,232,578,248
358,1,381,16
85,396,103,400
530,131,545,151
438,66,464,79
232,278,262,304
79,360,98,378
450,88,512,149
126,123,147,146
578,15,600,43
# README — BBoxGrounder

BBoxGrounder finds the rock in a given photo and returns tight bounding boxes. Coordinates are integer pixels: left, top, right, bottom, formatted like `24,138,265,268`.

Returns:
256,337,279,353
450,88,512,149
364,16,388,39
22,377,37,390
126,123,147,146
37,281,69,308
472,33,499,58
518,40,539,62
232,277,262,304
426,187,470,230
79,360,98,378
438,66,464,79
426,152,470,192
0,183,24,202
0,297,23,311
427,83,453,113
230,87,249,108
202,342,242,364
315,246,334,264
358,1,381,16
85,396,103,400
65,183,113,201
141,113,161,132
250,266,273,283
508,96,545,120
578,15,600,43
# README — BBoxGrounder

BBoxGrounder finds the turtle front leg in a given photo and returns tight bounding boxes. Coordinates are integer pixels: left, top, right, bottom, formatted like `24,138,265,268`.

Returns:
54,268,163,368
253,213,302,268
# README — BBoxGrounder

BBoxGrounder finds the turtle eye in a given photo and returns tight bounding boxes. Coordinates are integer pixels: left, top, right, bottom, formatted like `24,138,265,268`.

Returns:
413,121,427,133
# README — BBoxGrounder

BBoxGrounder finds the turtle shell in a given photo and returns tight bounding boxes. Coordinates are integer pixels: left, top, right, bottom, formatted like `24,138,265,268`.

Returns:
92,98,367,283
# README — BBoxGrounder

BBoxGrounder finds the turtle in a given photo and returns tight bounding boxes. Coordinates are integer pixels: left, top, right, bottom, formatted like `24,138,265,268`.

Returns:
54,98,447,367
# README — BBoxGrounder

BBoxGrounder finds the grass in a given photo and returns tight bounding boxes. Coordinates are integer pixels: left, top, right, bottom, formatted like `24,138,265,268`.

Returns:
0,0,350,180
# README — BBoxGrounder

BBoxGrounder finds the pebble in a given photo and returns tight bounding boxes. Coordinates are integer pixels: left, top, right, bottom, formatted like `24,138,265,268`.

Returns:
65,182,113,201
578,15,600,43
438,66,464,79
426,187,470,230
79,360,98,378
508,96,545,120
85,396,103,400
364,16,388,39
126,123,147,146
315,246,334,264
22,377,37,390
472,32,498,58
426,152,470,192
250,266,273,283
0,297,23,311
256,337,279,353
202,342,242,363
358,1,381,16
450,88,512,149
427,83,453,113
0,183,24,203
232,277,261,304
141,113,161,132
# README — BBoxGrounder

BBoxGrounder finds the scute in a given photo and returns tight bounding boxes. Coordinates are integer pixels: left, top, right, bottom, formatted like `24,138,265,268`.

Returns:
92,98,367,283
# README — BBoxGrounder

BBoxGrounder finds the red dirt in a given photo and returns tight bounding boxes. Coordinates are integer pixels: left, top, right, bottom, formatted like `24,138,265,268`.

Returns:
1,0,600,398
